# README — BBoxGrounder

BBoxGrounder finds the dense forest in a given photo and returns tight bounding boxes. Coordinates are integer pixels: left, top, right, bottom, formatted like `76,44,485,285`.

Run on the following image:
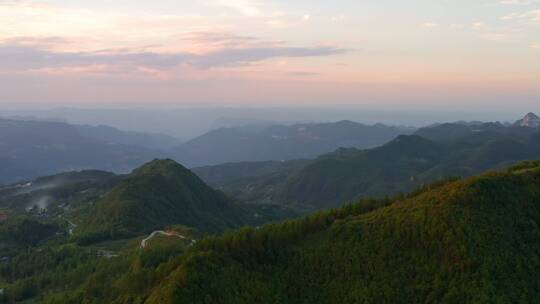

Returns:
2,161,540,303
149,160,540,303
77,159,245,244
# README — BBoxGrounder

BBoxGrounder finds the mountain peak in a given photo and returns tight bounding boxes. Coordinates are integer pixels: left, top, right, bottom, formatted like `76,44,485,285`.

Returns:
139,158,180,167
78,159,243,243
515,112,540,128
525,112,539,119
132,158,189,176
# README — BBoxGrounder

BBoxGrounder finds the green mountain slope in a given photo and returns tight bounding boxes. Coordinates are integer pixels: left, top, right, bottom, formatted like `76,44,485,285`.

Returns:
193,160,310,186
78,159,244,242
145,160,540,304
4,161,540,303
0,215,59,248
287,134,540,209
201,124,540,211
284,135,444,208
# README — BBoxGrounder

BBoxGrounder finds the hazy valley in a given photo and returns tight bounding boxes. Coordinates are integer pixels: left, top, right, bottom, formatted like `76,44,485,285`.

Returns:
1,112,540,302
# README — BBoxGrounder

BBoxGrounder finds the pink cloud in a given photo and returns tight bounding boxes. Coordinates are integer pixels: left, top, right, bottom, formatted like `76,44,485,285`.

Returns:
0,36,349,76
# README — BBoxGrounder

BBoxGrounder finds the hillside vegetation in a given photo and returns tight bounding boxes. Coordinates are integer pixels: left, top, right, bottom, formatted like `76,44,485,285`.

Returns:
78,159,245,243
143,160,540,303
3,161,540,303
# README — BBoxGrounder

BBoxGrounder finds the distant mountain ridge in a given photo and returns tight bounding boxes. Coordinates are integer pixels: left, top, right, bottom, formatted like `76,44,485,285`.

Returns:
174,121,414,167
0,117,173,184
0,117,414,184
76,124,181,150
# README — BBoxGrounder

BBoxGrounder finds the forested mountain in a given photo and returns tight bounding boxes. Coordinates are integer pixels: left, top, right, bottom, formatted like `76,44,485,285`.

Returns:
175,121,413,167
282,135,444,208
0,159,298,302
0,215,59,249
0,159,298,247
0,117,412,184
0,118,172,184
138,160,540,303
2,114,540,302
193,160,309,185
77,159,246,243
4,161,539,303
195,120,540,211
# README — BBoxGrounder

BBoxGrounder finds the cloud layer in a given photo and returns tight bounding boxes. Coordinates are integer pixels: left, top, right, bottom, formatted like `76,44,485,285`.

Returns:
0,37,347,73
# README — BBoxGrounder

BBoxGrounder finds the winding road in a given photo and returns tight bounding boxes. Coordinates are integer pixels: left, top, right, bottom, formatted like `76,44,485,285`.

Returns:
140,231,187,248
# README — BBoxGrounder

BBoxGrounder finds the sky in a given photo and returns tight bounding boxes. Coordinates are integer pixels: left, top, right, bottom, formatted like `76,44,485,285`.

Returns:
1,0,539,110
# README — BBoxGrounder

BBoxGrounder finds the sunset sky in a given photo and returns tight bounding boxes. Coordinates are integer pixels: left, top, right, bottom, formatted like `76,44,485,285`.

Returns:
1,0,539,109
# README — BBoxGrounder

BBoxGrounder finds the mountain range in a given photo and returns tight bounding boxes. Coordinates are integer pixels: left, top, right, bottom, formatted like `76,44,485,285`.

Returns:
0,118,174,184
1,113,540,303
194,117,540,211
0,117,413,185
174,121,413,167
